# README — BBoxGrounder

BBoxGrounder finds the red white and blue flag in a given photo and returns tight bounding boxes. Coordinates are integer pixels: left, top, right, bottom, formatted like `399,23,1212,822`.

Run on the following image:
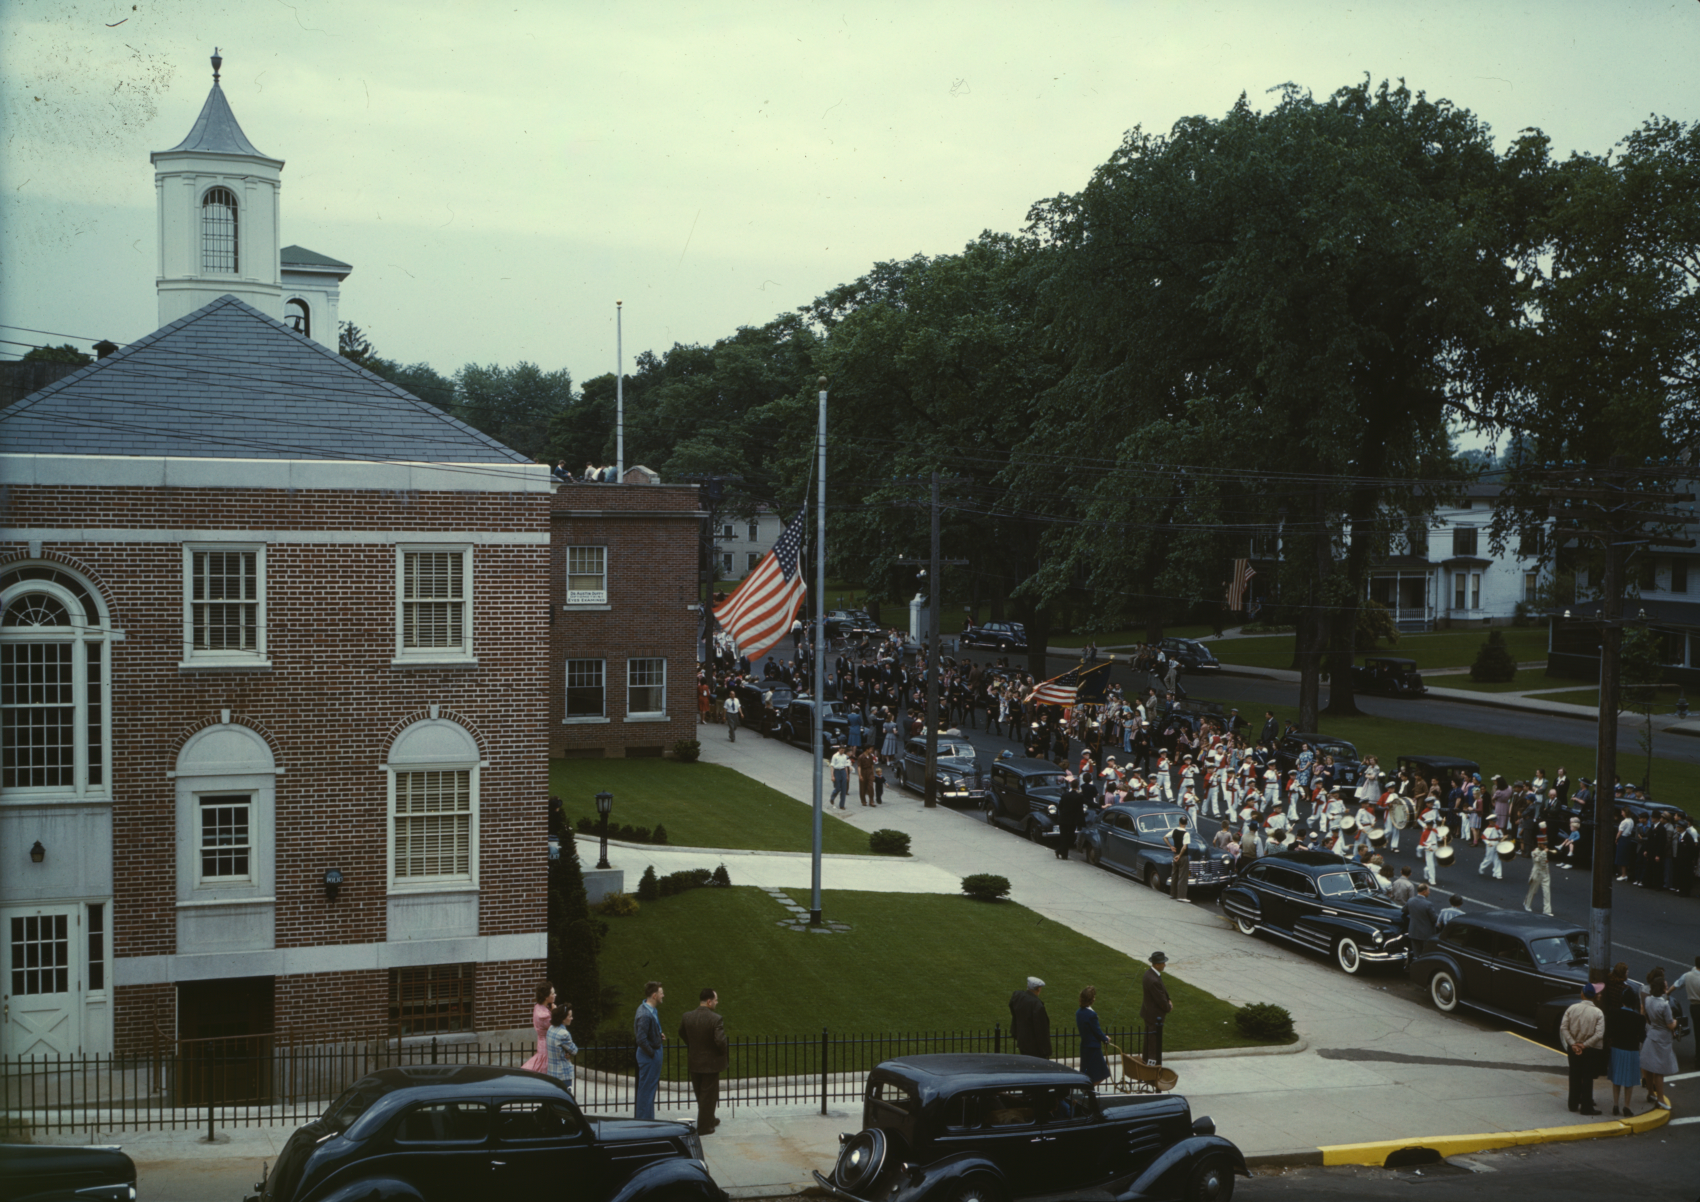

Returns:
713,509,807,662
1225,558,1256,611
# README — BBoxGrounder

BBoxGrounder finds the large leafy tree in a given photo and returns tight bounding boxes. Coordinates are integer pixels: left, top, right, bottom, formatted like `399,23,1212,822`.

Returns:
1024,80,1531,726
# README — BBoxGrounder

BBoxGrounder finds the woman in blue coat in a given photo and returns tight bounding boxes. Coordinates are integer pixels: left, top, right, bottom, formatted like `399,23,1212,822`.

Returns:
1076,986,1110,1086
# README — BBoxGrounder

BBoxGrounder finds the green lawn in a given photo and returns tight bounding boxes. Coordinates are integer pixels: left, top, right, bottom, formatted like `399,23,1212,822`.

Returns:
593,886,1282,1062
1049,625,1220,648
1425,670,1576,695
1243,702,1695,796
1219,626,1551,673
1535,686,1685,716
551,758,872,855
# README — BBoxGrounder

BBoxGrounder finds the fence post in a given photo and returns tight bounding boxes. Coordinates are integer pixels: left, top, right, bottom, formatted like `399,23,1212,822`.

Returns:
1154,1018,1164,1067
431,1037,439,1066
993,1022,1001,1055
206,1097,215,1142
819,1028,828,1116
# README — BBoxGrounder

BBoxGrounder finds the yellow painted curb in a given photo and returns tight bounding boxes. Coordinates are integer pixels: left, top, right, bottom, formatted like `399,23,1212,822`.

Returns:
1317,1105,1671,1166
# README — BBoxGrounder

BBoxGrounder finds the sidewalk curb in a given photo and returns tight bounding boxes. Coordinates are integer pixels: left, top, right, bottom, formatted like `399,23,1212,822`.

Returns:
1243,1147,1325,1168
1312,1102,1671,1167
1166,1037,1308,1062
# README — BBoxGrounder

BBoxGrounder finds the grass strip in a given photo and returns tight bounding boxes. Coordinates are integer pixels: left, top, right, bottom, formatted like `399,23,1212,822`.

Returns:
551,758,872,856
1218,627,1551,673
590,885,1285,1077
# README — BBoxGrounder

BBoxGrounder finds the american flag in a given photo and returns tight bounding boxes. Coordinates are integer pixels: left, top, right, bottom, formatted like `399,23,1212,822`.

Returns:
1029,666,1081,708
1225,558,1256,611
713,509,807,662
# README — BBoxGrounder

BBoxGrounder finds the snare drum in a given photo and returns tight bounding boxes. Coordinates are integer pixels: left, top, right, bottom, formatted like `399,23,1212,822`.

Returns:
1497,838,1518,862
1435,844,1457,866
1368,827,1388,848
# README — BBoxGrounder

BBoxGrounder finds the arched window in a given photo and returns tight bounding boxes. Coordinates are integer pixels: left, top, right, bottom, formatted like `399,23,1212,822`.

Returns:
284,299,311,338
385,717,482,890
202,186,239,274
0,564,111,796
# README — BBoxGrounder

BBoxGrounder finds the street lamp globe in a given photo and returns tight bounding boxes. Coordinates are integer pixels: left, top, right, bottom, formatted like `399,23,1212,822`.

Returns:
596,791,614,816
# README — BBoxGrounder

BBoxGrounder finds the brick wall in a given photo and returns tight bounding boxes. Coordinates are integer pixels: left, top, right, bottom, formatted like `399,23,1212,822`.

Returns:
550,484,702,758
4,481,550,1038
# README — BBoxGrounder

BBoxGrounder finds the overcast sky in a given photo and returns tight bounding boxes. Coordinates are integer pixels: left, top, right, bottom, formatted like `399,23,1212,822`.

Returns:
3,1,1697,385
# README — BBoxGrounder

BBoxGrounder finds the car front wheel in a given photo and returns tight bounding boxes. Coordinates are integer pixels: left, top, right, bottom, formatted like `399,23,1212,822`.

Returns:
948,1174,1009,1202
1233,913,1258,936
1183,1155,1234,1202
1335,937,1363,975
1027,823,1044,844
1430,968,1461,1013
1085,843,1101,867
1144,865,1163,891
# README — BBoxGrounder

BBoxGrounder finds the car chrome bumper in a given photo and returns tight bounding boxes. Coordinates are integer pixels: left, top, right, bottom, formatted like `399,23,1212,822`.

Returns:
810,1170,868,1202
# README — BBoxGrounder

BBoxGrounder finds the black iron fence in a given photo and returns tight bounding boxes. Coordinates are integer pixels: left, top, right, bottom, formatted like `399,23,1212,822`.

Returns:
1,1022,1158,1137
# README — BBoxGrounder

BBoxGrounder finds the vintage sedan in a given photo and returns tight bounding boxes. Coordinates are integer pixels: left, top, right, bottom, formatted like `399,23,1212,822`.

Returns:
1219,850,1409,974
1159,637,1222,673
1273,733,1363,790
960,621,1028,653
0,1143,136,1202
1411,911,1591,1044
775,698,850,749
1351,656,1428,697
731,680,795,735
1082,803,1236,899
245,1065,723,1202
1396,754,1481,796
813,1054,1247,1202
896,736,990,805
985,758,1067,843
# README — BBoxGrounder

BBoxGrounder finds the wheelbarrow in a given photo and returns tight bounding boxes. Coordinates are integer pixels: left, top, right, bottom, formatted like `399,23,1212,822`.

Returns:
1103,1039,1178,1094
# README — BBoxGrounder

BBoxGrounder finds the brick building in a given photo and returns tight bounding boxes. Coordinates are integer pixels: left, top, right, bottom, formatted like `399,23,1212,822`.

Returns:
0,58,550,1055
553,482,702,759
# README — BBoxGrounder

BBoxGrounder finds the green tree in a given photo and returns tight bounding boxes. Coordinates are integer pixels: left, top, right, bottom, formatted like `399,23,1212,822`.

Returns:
21,343,91,365
455,361,575,461
1024,79,1529,727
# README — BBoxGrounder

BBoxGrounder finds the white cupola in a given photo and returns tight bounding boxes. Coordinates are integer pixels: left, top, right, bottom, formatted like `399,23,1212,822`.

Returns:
151,50,285,327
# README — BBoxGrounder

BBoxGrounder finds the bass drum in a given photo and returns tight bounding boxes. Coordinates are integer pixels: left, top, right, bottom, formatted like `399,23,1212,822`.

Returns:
1389,799,1412,830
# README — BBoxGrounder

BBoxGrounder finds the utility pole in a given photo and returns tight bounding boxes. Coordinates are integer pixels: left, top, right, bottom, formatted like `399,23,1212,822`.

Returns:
810,377,827,924
895,471,970,806
1543,460,1694,974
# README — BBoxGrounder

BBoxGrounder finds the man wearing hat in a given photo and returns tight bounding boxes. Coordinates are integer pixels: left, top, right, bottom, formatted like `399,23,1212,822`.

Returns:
1524,824,1553,915
1008,977,1051,1059
1560,983,1605,1115
1057,773,1084,861
1140,953,1173,1062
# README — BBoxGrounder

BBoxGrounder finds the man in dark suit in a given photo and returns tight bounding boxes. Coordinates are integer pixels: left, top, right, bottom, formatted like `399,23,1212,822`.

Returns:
1404,883,1440,958
1057,775,1084,861
1008,977,1051,1058
677,987,728,1133
1140,952,1173,1062
1259,711,1279,749
632,981,665,1120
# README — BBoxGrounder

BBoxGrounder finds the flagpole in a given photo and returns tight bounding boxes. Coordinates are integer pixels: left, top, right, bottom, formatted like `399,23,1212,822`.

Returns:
810,376,827,926
615,301,625,480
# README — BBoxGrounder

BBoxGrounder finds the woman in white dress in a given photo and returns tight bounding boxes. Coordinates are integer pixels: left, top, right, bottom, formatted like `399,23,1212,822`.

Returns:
1641,974,1679,1108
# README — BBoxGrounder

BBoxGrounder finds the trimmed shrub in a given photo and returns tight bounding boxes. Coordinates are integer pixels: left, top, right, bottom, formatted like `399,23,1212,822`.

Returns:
711,863,731,888
961,874,1011,902
576,816,594,834
1470,629,1518,683
1234,1002,1294,1041
870,829,912,856
594,892,639,917
618,823,637,841
671,739,702,763
651,824,668,845
636,865,659,901
658,868,713,897
632,826,652,845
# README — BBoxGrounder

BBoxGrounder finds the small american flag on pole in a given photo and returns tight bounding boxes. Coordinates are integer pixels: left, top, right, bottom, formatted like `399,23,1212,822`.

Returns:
713,509,807,662
1028,666,1081,708
1226,558,1256,611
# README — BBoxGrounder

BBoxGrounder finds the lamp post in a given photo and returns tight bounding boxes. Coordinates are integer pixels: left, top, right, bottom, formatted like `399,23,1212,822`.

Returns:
595,791,614,871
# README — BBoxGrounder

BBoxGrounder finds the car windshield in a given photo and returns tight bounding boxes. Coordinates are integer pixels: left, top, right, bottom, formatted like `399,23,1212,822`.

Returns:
1026,773,1063,790
322,1078,399,1132
1314,742,1355,758
1316,869,1380,897
939,744,975,759
1529,932,1589,967
1135,812,1181,836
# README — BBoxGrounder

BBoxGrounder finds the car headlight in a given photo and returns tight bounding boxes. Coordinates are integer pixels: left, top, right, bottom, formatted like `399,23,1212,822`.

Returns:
1371,932,1384,945
1047,804,1058,816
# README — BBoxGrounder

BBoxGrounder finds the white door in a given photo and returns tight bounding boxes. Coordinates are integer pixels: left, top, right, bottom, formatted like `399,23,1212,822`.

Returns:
3,907,80,1057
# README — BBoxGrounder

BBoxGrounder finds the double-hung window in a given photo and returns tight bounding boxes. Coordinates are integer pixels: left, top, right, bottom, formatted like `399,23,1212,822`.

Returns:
565,659,606,721
183,545,267,667
627,658,666,719
565,546,607,605
2,565,112,797
396,547,473,664
393,769,474,883
198,793,252,883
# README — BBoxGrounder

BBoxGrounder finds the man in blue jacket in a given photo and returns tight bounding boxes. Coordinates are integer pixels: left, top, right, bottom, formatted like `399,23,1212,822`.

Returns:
633,981,665,1119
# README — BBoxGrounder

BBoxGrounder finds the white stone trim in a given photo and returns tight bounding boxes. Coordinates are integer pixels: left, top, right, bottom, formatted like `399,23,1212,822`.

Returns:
0,455,553,494
111,932,547,986
4,529,549,546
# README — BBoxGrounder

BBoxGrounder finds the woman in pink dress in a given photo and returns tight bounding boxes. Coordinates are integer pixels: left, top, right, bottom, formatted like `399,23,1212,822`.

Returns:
522,981,555,1072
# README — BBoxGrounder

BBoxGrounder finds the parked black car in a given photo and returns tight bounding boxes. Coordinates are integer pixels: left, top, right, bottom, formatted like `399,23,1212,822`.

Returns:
732,680,794,735
896,736,990,805
1150,699,1227,755
0,1143,136,1202
1411,910,1590,1045
986,757,1066,843
1159,637,1221,672
1219,850,1410,975
1351,656,1428,697
246,1065,722,1202
1081,803,1236,898
1274,733,1363,790
825,609,878,640
813,1054,1247,1202
1396,754,1481,797
960,621,1028,653
775,698,850,749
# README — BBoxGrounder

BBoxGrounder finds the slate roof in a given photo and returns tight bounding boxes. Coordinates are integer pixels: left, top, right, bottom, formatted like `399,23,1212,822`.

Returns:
281,245,353,270
0,295,529,464
154,81,278,164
